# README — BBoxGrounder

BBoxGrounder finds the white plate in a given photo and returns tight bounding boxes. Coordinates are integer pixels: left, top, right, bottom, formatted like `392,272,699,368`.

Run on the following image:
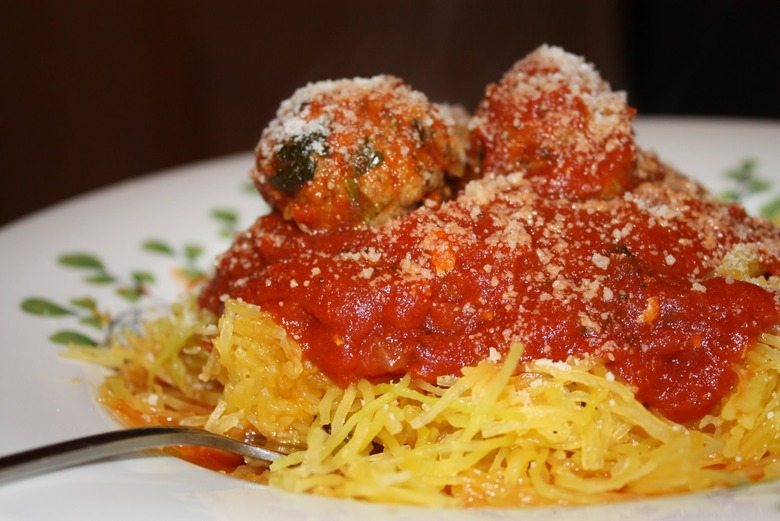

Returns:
1,117,779,520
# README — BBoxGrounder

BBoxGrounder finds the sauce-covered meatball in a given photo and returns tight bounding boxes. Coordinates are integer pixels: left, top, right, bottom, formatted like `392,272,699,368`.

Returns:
467,45,637,200
253,75,466,232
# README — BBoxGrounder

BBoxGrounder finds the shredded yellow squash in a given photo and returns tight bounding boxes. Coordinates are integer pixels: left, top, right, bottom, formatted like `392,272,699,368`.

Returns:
65,297,780,507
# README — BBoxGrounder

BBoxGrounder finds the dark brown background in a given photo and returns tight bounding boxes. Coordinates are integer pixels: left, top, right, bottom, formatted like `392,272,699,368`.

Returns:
2,0,779,227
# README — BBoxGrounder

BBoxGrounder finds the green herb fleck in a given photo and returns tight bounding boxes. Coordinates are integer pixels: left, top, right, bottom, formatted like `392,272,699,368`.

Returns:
411,119,430,142
270,132,327,194
353,140,384,177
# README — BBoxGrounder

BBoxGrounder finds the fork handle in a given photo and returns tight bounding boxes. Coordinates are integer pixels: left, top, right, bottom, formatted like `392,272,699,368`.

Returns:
0,426,282,484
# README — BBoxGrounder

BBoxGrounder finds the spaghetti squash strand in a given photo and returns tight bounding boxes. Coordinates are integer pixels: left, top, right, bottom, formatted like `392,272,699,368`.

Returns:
73,297,780,507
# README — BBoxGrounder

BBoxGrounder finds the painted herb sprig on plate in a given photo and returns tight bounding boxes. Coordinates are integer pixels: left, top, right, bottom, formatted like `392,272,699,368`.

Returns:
720,158,780,221
20,204,245,347
21,251,164,345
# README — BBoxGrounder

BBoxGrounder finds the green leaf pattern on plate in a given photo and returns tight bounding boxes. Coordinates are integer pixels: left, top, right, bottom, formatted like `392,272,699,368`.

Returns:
20,185,251,347
720,159,780,221
141,240,176,256
211,208,241,238
49,330,98,347
143,239,210,283
21,298,74,317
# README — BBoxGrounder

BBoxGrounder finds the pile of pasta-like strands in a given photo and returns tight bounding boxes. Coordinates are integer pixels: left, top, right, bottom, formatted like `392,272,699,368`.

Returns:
66,294,780,507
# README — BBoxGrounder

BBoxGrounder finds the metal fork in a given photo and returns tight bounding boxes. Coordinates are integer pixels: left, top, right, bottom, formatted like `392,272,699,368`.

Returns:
0,426,288,484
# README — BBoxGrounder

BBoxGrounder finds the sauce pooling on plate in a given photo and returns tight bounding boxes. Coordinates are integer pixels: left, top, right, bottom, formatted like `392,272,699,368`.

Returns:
200,46,780,423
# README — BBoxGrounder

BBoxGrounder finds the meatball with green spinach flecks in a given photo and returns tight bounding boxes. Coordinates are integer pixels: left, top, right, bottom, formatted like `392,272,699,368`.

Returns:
253,75,467,232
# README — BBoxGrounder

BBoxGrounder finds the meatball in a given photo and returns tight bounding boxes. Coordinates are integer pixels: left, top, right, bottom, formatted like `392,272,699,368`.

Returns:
253,75,466,232
467,45,638,200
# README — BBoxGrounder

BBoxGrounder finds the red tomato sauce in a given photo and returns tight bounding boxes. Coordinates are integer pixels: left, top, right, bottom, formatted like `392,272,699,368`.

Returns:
200,48,780,424
200,152,780,424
